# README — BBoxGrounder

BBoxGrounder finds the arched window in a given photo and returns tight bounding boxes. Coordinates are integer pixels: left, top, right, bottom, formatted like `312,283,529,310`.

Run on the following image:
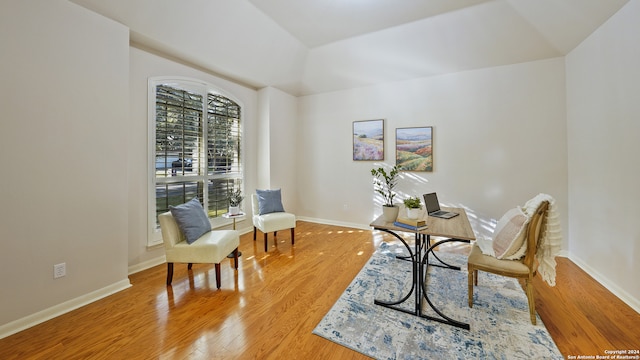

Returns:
148,78,242,246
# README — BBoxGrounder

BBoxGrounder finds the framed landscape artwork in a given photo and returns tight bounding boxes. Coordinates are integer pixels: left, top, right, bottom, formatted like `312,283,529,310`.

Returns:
353,119,384,161
396,126,433,171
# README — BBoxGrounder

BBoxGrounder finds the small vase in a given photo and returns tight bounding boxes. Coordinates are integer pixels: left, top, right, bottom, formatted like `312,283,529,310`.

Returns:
382,205,400,223
229,206,240,215
407,208,421,220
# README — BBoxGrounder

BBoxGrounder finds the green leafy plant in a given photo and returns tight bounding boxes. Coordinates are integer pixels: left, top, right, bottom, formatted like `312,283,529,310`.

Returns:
229,189,244,207
371,165,399,207
403,196,422,209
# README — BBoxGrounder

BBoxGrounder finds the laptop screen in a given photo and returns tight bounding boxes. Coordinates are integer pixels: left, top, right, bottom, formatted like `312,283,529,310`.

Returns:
423,193,441,213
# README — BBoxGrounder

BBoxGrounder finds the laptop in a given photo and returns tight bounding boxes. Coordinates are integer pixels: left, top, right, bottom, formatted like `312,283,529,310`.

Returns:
423,192,459,219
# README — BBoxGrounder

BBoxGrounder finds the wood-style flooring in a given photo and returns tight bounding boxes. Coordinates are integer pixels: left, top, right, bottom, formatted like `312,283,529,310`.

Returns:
1,221,638,359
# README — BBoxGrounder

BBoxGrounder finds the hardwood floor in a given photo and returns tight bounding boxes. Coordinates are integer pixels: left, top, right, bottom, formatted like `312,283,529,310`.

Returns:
1,221,638,359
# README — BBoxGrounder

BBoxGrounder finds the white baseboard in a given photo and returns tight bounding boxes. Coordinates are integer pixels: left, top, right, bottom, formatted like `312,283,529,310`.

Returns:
569,252,640,314
0,279,131,340
295,216,371,231
235,225,254,235
128,255,166,275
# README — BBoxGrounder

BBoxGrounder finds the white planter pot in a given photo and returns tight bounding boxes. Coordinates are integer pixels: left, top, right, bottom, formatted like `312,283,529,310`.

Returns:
229,206,240,215
407,208,421,220
382,205,400,223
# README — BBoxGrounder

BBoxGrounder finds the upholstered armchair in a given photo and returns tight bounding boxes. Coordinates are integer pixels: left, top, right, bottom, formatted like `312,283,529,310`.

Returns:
467,200,549,325
158,202,240,289
251,191,296,252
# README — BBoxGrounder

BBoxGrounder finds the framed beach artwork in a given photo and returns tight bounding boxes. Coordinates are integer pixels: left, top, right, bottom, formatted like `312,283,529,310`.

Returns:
353,119,384,161
396,126,433,171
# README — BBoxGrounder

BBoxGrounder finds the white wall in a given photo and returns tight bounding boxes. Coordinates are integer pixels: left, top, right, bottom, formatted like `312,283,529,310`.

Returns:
566,0,640,310
297,59,569,248
255,88,299,211
257,88,272,188
0,0,130,331
128,46,260,267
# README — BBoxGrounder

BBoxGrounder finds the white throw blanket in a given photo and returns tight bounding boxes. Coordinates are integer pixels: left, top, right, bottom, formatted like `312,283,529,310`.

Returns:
523,193,562,286
476,194,562,286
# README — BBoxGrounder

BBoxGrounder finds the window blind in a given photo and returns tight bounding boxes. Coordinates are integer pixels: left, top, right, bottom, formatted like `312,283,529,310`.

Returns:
154,84,243,224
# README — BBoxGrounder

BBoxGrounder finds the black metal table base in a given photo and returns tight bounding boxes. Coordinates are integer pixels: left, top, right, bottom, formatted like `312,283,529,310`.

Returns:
373,228,471,330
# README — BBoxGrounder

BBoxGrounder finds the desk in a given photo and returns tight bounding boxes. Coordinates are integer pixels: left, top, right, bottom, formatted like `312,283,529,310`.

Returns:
369,207,475,329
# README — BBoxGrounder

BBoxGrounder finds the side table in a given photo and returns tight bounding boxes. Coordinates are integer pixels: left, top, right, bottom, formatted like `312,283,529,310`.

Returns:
223,212,245,258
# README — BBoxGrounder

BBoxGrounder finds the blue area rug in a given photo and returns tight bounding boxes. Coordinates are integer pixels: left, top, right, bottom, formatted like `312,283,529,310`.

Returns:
313,242,563,359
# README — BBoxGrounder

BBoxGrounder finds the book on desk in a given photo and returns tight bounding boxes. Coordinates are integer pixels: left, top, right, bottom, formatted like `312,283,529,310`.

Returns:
393,216,427,231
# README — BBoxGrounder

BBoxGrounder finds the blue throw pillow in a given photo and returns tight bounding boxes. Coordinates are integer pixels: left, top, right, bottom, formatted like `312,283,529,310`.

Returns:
169,197,211,244
256,189,285,215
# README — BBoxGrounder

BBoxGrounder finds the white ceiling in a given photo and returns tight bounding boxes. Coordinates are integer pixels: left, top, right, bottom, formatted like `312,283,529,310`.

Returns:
71,0,630,96
248,0,494,47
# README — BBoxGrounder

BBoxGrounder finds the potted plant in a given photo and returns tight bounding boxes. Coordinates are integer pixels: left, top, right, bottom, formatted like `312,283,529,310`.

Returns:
371,165,400,222
403,196,423,219
228,189,243,215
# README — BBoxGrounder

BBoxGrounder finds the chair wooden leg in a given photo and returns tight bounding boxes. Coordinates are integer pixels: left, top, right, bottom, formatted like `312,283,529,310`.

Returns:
253,227,257,241
214,263,221,289
474,270,478,286
468,267,474,308
187,263,193,270
233,248,239,269
166,263,174,286
264,233,268,251
291,228,295,245
525,278,536,325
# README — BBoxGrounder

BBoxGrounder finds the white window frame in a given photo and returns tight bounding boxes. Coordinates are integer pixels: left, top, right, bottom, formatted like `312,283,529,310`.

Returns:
147,76,243,247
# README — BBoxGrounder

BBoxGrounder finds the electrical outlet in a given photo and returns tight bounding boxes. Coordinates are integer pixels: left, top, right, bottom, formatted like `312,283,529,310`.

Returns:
54,263,66,279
